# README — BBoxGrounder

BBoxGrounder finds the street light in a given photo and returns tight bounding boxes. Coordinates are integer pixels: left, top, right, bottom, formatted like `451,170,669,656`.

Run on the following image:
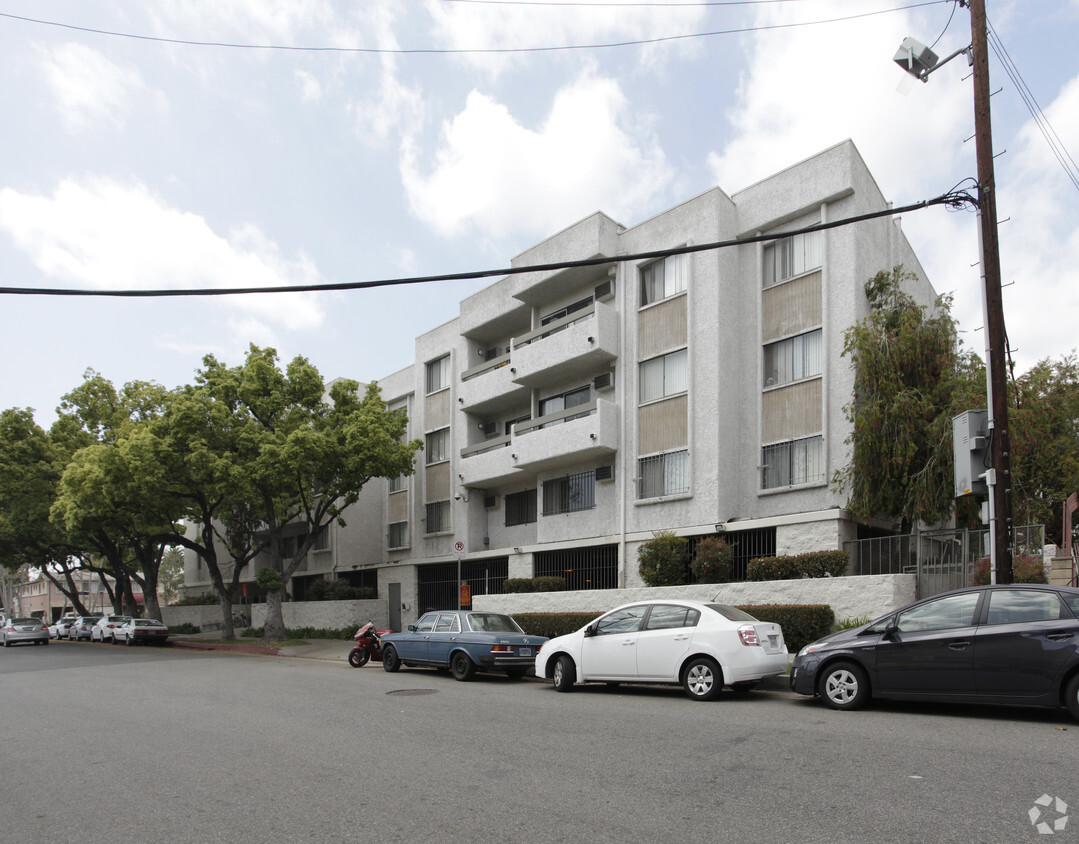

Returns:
895,0,1014,584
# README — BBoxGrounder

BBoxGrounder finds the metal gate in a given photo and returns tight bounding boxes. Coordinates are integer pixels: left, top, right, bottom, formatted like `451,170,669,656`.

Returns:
416,557,509,612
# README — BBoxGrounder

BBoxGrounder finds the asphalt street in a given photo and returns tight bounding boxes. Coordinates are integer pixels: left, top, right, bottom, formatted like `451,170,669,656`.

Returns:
1,641,1075,843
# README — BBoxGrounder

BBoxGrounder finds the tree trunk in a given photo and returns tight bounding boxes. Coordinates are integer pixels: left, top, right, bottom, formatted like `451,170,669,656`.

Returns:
263,588,286,642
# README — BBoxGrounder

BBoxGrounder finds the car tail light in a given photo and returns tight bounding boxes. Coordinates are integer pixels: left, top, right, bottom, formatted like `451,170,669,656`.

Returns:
490,645,514,653
737,625,761,646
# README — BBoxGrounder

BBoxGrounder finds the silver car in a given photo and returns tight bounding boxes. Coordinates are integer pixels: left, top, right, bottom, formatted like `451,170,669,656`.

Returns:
91,615,131,643
1,617,50,647
69,616,101,642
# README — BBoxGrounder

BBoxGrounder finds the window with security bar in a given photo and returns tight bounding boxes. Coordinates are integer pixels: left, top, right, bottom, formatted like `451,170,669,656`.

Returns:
761,435,824,489
542,471,595,515
505,489,537,526
425,501,450,533
638,450,689,499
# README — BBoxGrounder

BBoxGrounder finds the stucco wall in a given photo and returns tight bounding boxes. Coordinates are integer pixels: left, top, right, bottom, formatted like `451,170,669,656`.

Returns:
473,574,915,625
162,599,389,632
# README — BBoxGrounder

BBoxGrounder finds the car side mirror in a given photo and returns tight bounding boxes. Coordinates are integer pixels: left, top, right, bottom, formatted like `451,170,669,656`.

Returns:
882,622,899,640
408,624,417,633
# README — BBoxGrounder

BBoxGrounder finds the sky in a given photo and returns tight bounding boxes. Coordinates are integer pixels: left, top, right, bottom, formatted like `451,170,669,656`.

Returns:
1,0,1076,427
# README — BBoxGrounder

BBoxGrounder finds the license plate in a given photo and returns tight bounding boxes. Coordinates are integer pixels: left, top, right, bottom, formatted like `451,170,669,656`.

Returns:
519,647,531,657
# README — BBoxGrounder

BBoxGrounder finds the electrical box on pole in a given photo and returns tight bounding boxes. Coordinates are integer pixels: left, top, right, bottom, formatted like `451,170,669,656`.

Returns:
953,409,989,497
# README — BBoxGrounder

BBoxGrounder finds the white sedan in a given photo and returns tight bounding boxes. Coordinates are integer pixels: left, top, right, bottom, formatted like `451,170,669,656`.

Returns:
534,600,788,701
90,615,131,643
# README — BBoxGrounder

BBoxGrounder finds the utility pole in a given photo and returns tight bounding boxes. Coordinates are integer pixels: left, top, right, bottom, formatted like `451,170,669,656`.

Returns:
968,0,1013,583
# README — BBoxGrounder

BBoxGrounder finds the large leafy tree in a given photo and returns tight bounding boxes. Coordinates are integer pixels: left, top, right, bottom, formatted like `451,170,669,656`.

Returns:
834,266,984,527
1009,353,1079,546
198,346,422,642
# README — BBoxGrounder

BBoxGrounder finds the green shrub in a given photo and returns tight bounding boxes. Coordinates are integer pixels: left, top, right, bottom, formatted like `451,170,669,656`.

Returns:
255,568,283,591
503,578,535,593
970,555,1046,586
307,580,377,601
532,576,568,592
173,593,218,606
512,612,603,639
242,625,357,640
746,550,849,581
833,615,871,632
170,622,201,634
638,532,690,587
736,604,834,654
691,536,733,584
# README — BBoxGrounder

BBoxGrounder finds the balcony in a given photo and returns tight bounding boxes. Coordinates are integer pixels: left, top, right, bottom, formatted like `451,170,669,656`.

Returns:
458,353,530,415
512,397,619,473
458,434,521,488
510,300,618,389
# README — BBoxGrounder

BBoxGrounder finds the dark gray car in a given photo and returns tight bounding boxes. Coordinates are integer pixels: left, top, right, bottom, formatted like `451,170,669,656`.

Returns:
790,584,1079,721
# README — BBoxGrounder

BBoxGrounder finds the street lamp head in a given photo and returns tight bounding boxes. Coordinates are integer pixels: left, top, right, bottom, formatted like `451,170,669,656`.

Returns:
893,36,939,80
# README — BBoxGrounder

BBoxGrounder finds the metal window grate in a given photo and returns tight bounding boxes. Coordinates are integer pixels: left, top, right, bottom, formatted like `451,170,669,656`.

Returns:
505,489,537,526
533,544,618,590
416,558,509,612
542,471,595,515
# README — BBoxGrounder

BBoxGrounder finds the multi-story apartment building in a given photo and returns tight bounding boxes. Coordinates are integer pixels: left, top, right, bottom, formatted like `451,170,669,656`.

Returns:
183,141,938,629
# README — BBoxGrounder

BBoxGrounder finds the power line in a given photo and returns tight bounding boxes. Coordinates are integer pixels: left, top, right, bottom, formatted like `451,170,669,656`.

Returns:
0,190,973,299
0,2,951,55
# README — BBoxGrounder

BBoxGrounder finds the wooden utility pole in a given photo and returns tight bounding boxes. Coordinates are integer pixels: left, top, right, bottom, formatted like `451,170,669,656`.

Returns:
968,0,1013,582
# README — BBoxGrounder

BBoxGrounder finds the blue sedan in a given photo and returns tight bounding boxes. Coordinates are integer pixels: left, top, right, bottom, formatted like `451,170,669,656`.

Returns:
381,610,547,681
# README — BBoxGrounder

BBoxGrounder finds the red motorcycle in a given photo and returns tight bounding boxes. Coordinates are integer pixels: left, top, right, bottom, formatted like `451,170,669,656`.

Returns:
348,621,391,668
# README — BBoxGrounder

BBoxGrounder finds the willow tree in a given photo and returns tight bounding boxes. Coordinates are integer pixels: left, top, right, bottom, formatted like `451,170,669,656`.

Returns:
834,266,983,527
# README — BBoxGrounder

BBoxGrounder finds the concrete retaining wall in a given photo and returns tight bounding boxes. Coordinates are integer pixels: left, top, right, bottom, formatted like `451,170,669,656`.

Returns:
473,574,916,623
162,599,389,632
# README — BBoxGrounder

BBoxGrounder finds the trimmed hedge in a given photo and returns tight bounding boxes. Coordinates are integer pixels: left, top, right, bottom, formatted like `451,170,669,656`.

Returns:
503,577,568,594
307,580,377,601
735,604,834,654
746,551,849,581
512,604,832,654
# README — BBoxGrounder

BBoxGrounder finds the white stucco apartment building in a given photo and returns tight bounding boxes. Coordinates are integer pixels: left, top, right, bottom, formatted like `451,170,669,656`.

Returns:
183,140,938,627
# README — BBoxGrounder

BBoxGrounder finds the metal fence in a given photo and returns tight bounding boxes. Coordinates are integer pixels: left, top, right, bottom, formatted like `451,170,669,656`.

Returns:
416,558,509,612
843,524,1045,598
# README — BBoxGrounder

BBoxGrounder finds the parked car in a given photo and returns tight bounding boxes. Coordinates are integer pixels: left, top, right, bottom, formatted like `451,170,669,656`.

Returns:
115,618,170,646
2,617,50,647
69,616,101,642
381,610,547,681
91,615,131,643
535,600,788,701
48,617,79,639
790,584,1079,721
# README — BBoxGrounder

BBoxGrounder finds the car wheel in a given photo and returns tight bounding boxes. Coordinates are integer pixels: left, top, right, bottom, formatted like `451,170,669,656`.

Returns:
348,649,369,668
451,652,476,681
382,644,400,673
1065,673,1079,722
820,661,870,710
552,655,576,692
682,657,722,701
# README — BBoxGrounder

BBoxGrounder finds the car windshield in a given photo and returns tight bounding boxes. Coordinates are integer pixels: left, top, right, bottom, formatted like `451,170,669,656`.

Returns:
467,613,524,633
12,618,36,625
136,620,164,627
705,604,760,622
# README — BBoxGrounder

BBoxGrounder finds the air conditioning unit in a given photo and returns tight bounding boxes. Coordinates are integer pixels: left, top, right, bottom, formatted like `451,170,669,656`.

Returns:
484,494,498,509
593,371,614,392
594,280,615,302
595,465,615,482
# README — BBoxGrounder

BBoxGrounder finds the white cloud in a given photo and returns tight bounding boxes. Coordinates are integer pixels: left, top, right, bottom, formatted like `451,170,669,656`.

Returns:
35,42,161,134
0,177,326,333
400,72,672,239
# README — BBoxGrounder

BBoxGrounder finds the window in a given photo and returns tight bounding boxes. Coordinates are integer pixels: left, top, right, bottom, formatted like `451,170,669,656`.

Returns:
639,349,688,403
313,527,331,552
425,428,449,464
426,355,450,394
763,329,822,387
388,521,408,548
761,435,824,489
763,229,822,287
425,500,450,533
645,605,700,630
542,471,596,515
540,296,593,328
505,489,538,527
896,592,980,632
505,413,531,436
986,590,1065,625
388,474,405,493
415,613,437,633
435,613,461,633
596,605,647,635
539,385,591,425
640,254,687,306
638,450,689,499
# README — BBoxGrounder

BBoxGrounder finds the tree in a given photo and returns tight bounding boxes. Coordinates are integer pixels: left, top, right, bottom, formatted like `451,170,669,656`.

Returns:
197,346,422,642
833,266,984,527
1008,353,1079,546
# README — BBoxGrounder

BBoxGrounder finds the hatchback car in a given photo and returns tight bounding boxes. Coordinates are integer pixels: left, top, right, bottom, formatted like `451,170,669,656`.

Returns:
790,584,1079,721
90,615,131,643
381,610,547,681
1,617,50,646
535,600,788,701
69,616,101,642
115,618,170,646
